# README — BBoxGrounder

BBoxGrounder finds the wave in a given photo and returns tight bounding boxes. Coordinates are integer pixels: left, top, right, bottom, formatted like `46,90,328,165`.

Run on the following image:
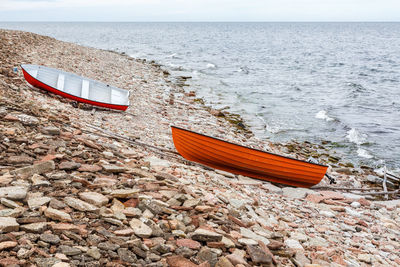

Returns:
357,148,373,159
237,66,249,74
315,110,334,122
206,63,217,69
346,128,367,145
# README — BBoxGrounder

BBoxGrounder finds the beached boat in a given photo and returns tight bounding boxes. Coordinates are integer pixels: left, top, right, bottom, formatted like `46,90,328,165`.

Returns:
21,64,130,111
171,126,328,187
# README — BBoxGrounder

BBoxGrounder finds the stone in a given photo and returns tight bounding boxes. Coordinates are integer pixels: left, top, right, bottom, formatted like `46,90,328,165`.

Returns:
358,254,372,263
0,217,19,232
351,201,361,208
0,198,19,208
145,156,170,168
0,207,25,217
110,189,140,198
246,245,272,265
167,255,198,267
345,207,362,217
284,239,303,250
114,228,134,236
320,210,335,218
12,160,55,178
78,164,102,172
176,239,201,250
198,247,218,266
87,247,101,260
7,155,34,164
17,247,34,259
34,257,61,267
129,218,152,238
215,257,234,267
52,263,71,267
240,227,269,245
31,174,51,186
20,222,48,233
282,187,312,199
64,197,98,211
0,186,27,200
16,114,39,125
98,241,120,251
117,248,137,263
59,245,82,256
28,197,52,209
58,161,81,170
226,253,248,266
0,241,17,250
183,198,201,207
192,228,223,242
44,207,72,222
290,232,308,242
238,238,258,246
102,164,126,173
42,126,60,135
40,233,60,245
221,236,235,248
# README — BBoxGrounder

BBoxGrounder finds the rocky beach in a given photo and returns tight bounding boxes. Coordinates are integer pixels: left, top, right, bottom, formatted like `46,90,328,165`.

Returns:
0,29,399,267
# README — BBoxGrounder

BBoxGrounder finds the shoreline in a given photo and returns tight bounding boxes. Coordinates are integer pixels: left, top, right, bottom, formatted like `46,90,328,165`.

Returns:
0,29,399,266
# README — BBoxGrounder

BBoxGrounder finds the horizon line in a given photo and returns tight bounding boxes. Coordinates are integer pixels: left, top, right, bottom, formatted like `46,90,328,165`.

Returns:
1,20,400,23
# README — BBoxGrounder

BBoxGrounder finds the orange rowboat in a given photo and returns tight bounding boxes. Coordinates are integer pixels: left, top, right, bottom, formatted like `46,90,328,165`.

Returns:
171,126,328,188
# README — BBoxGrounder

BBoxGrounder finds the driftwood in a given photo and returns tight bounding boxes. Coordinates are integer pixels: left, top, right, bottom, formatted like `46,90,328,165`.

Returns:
383,166,389,200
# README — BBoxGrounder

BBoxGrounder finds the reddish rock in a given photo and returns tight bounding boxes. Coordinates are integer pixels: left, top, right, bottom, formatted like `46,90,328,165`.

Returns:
0,241,17,250
306,194,325,203
246,244,272,265
319,191,345,200
4,114,18,121
176,239,201,250
78,164,102,172
357,198,371,207
207,241,225,249
195,205,213,212
267,240,284,250
39,154,58,162
166,255,198,267
0,257,22,266
124,198,139,208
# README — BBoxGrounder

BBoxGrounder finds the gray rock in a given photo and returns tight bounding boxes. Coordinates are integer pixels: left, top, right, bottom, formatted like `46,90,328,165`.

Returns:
102,164,126,173
0,186,28,200
0,217,19,232
64,197,98,212
40,233,60,245
20,222,48,233
42,126,60,135
98,241,120,251
240,227,270,245
59,161,81,170
34,257,61,267
79,192,108,207
182,198,201,207
110,189,140,198
16,114,39,125
198,247,218,267
130,218,152,238
192,228,222,242
12,160,55,178
246,244,272,265
118,248,137,263
87,247,101,260
59,245,82,256
28,197,52,210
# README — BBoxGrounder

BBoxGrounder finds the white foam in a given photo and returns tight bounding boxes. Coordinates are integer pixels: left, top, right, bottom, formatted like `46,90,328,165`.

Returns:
346,128,367,145
315,110,334,122
357,148,373,159
206,63,216,69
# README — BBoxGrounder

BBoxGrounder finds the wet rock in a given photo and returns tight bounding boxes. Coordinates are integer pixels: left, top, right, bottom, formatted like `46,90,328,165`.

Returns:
0,217,19,232
44,207,72,222
192,228,223,242
12,160,55,178
64,197,98,212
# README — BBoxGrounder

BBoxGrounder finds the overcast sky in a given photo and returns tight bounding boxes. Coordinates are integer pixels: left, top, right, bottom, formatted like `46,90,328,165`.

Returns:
0,0,399,22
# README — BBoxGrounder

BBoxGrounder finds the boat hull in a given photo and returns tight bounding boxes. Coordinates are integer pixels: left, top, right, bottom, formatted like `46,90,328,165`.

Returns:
171,126,328,187
21,65,129,111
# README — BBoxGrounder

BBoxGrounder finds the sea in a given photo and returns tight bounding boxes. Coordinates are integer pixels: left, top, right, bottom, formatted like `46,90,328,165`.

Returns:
1,22,399,170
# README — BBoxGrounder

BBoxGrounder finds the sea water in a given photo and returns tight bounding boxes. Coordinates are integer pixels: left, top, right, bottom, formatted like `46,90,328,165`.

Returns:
1,22,399,169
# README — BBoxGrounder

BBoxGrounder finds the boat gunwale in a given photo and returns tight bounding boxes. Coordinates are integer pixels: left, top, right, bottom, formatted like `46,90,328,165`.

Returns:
171,125,328,168
20,64,130,108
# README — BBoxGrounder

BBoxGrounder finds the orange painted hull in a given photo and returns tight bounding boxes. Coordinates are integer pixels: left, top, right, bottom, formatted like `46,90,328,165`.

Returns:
171,126,328,187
